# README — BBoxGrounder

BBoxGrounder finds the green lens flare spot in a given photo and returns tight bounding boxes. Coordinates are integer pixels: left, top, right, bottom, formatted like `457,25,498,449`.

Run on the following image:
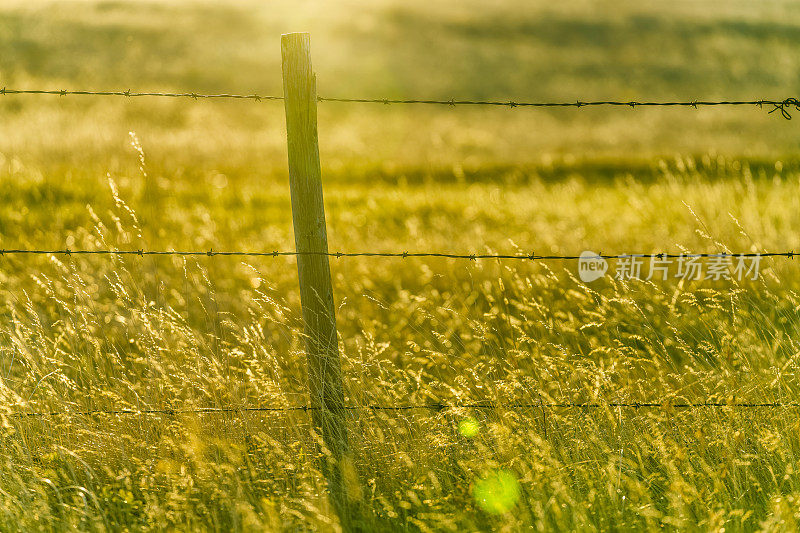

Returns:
458,417,480,438
473,469,520,514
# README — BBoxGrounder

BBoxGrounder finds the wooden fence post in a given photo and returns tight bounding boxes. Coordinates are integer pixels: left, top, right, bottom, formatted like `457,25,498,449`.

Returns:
281,32,359,529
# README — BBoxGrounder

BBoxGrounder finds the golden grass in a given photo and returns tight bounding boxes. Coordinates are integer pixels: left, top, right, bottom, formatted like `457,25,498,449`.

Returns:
2,0,800,530
2,153,800,530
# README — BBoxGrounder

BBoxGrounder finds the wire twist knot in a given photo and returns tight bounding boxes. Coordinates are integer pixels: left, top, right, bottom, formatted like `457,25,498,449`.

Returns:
769,97,800,120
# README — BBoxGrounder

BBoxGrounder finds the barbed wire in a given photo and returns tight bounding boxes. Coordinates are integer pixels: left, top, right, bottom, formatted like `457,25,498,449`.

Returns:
1,88,798,118
7,401,800,419
320,97,800,119
0,88,282,101
0,249,794,260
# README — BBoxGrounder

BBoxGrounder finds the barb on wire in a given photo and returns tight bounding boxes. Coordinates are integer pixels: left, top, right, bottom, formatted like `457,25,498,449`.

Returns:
7,401,800,419
1,88,798,119
0,249,793,261
768,97,800,120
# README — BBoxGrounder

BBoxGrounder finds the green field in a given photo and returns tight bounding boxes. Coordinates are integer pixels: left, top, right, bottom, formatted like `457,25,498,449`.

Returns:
2,1,800,531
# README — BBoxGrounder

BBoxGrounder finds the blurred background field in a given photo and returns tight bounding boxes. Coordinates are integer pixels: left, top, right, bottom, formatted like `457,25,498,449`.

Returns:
1,0,800,172
2,0,800,531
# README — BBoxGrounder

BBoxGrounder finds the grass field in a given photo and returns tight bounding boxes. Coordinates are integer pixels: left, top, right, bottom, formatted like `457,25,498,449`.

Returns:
2,0,800,531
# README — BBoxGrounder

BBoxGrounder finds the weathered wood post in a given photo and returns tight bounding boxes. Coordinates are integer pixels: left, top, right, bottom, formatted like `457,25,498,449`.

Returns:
281,32,359,528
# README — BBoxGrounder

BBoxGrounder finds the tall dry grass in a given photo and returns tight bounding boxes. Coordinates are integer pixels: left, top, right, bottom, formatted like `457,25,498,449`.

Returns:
2,150,800,530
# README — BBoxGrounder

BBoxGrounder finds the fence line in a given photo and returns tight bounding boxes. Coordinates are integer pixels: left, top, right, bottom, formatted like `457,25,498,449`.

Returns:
1,88,798,118
8,401,800,419
0,88,282,101
4,33,795,524
321,97,800,120
0,249,793,260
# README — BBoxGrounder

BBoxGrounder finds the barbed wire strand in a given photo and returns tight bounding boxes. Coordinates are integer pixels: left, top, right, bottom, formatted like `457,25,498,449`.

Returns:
0,249,794,260
7,401,800,419
0,88,282,101
1,88,798,119
320,97,800,119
